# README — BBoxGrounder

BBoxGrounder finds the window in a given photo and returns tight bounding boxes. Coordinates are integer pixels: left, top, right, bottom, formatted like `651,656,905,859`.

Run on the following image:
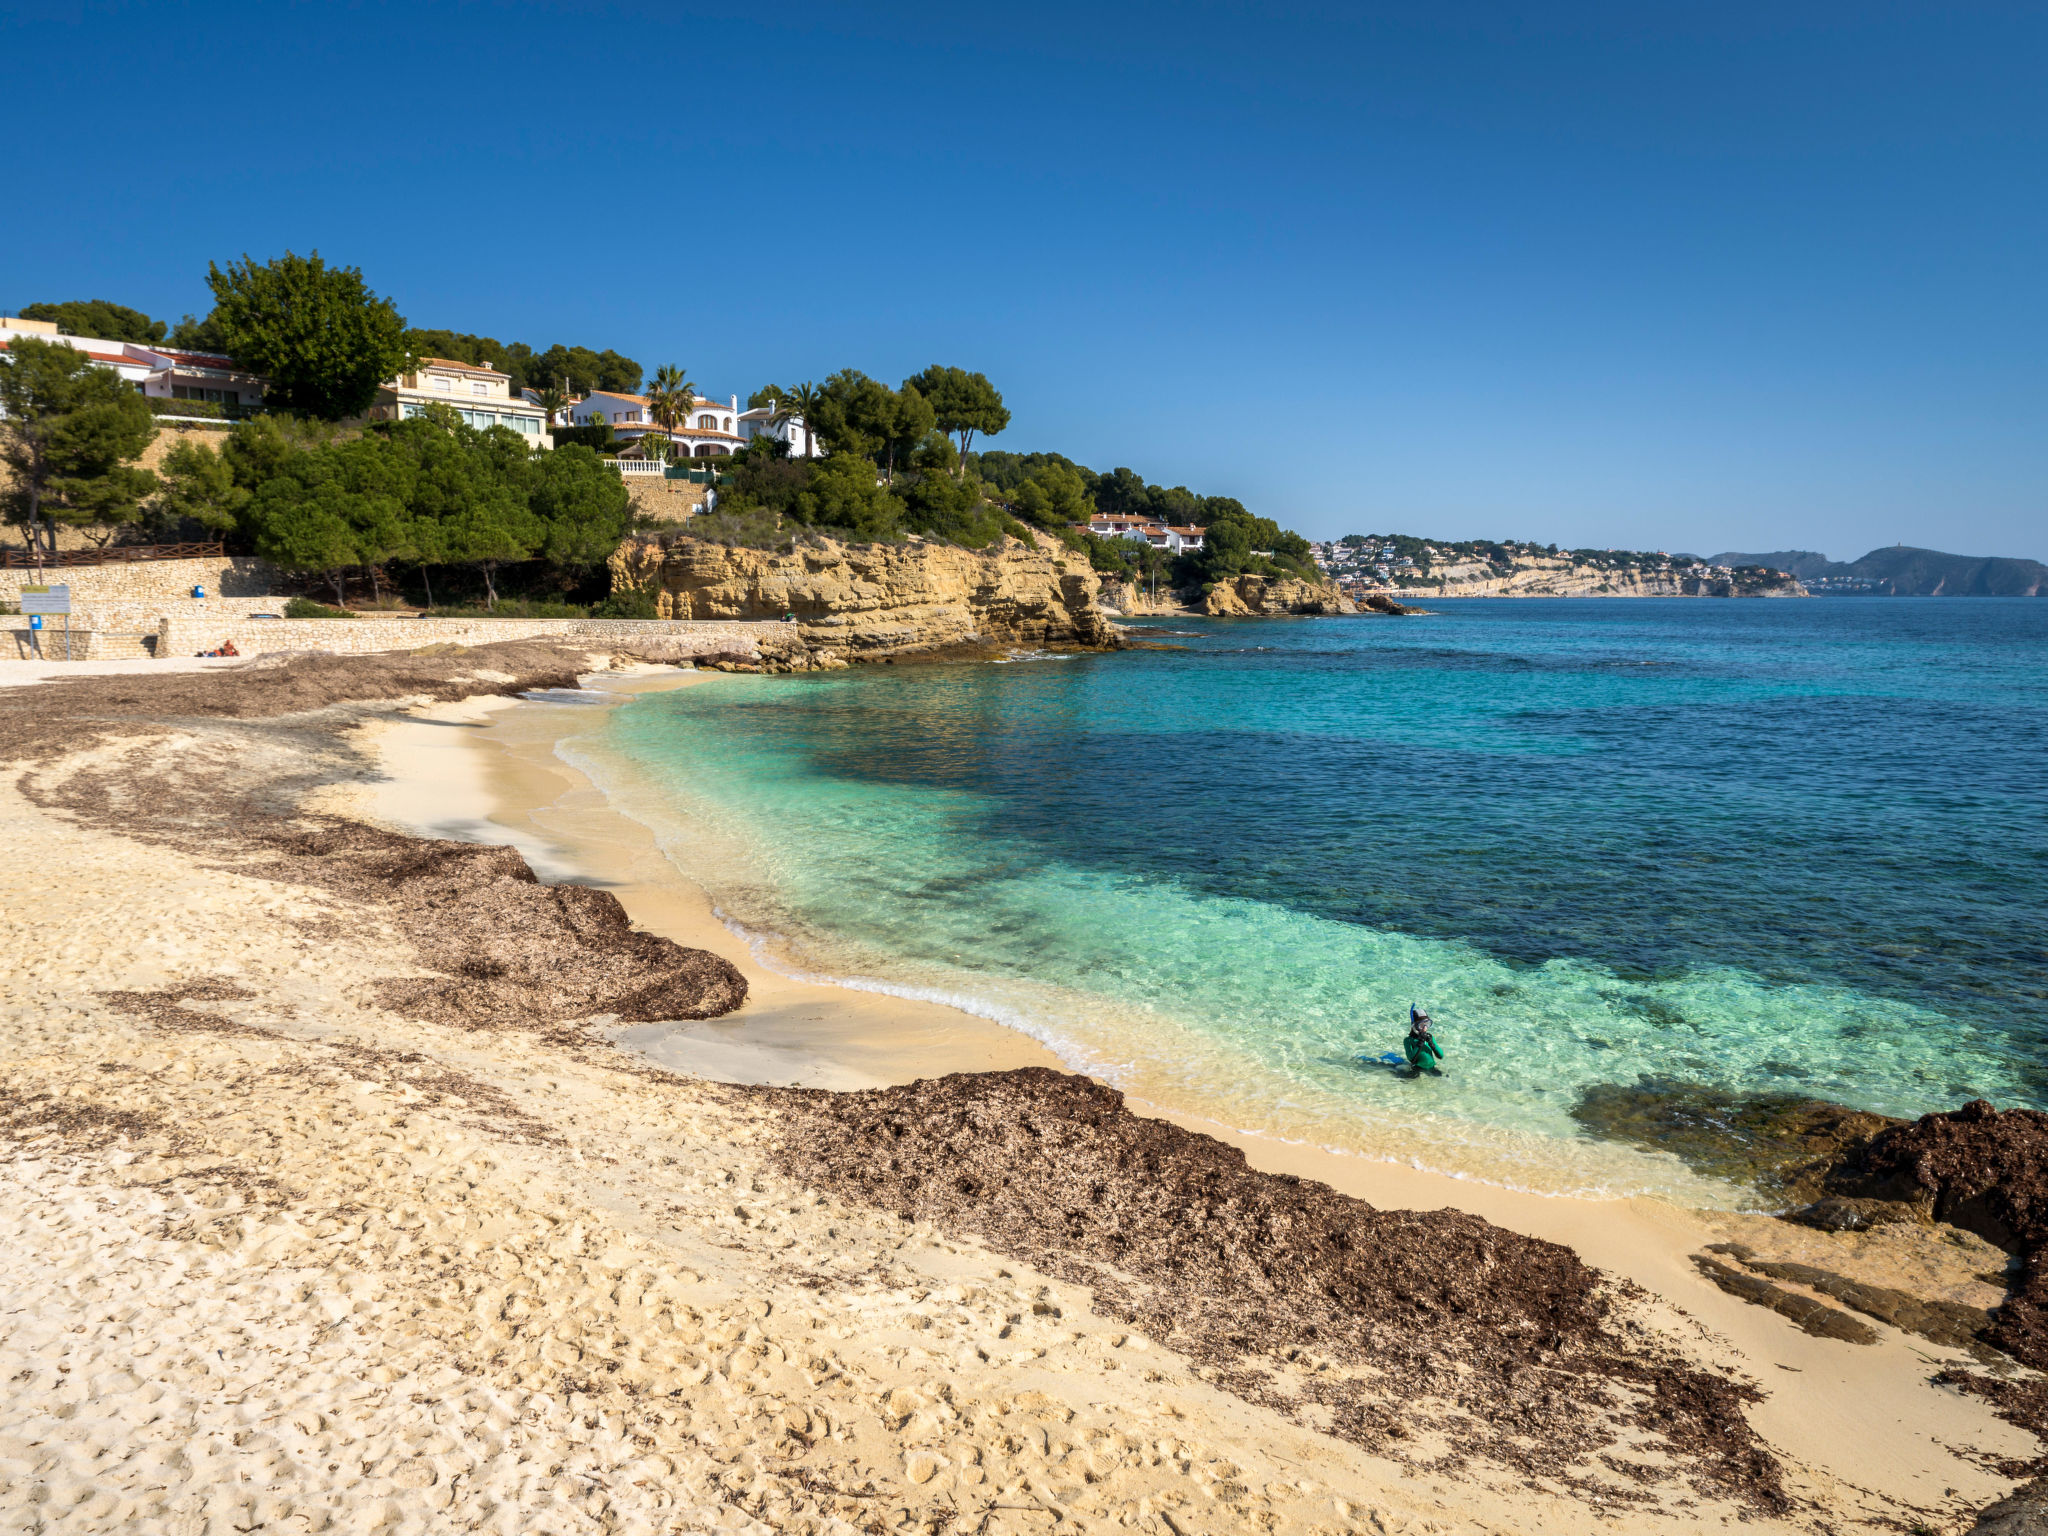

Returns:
472,381,488,396
432,376,451,391
626,410,641,422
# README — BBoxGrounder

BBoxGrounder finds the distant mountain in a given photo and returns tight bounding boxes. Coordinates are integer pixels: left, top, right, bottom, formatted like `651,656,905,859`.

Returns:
1708,550,1836,579
1712,545,2048,596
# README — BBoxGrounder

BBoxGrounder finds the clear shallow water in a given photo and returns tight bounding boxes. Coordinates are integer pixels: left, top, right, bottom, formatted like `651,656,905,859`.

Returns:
566,599,2048,1201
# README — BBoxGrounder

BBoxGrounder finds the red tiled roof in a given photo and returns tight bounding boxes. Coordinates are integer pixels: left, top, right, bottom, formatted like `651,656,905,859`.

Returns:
418,356,509,377
154,349,242,369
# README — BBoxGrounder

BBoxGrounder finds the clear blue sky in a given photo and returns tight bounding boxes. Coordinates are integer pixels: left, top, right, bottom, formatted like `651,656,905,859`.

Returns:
8,1,2043,561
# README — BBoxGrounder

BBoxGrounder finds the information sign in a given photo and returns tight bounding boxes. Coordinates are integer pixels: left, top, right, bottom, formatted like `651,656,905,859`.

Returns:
18,585,72,616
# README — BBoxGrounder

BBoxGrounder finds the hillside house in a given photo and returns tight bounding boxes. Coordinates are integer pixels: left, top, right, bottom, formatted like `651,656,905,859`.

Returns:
371,358,548,440
1082,512,1206,553
735,401,825,457
569,392,749,458
0,316,270,412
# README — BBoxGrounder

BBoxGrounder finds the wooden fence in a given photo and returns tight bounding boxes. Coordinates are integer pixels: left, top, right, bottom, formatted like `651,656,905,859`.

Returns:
0,542,228,570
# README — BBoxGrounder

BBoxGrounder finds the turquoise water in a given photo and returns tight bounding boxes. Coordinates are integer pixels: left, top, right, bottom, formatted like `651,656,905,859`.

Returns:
564,599,2048,1200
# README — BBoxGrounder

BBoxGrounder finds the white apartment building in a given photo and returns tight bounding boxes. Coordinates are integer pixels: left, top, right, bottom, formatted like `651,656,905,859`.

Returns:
0,316,270,411
371,358,549,440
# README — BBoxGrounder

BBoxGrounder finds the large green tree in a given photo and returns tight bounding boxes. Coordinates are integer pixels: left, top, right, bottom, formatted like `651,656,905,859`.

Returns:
790,452,903,541
149,438,247,536
168,311,230,351
527,343,641,397
0,337,157,555
526,444,631,567
19,300,166,344
386,413,537,608
904,366,1010,473
206,251,410,420
815,371,935,481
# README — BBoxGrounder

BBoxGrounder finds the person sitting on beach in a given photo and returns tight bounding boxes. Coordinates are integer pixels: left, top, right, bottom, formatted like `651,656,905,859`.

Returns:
1403,1008,1444,1076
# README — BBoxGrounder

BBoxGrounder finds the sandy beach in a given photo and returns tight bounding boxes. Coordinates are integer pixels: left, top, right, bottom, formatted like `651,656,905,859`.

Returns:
0,645,2033,1536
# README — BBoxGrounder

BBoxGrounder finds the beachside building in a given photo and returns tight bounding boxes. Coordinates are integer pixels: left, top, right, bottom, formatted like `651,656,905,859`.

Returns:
1082,512,1206,553
369,358,549,441
568,392,749,458
0,316,271,413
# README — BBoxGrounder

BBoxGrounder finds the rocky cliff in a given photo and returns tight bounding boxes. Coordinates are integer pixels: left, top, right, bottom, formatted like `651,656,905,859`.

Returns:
609,532,1122,664
1100,572,1364,618
1201,573,1357,616
1415,558,1807,598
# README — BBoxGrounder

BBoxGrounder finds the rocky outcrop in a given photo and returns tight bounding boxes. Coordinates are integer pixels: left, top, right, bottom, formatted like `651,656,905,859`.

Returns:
1827,1100,2048,1370
1200,573,1356,616
609,533,1121,661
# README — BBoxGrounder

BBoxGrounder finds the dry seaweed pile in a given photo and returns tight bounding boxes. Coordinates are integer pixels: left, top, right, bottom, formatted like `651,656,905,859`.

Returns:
0,644,747,1036
767,1067,1786,1510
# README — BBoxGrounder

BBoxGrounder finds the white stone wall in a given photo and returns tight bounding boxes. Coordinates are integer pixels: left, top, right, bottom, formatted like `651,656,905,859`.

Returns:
0,556,278,608
153,613,782,660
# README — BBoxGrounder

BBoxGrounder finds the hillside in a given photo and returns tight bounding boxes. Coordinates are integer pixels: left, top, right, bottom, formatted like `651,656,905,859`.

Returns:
1713,545,2048,596
1317,536,1805,597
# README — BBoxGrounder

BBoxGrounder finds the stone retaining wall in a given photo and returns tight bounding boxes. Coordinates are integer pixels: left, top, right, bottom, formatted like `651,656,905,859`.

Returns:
154,613,783,660
0,555,278,607
624,477,710,523
10,610,783,662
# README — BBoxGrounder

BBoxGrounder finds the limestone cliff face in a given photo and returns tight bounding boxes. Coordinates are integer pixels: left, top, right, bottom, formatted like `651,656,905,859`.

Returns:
609,533,1122,660
1410,558,1807,598
1200,574,1357,616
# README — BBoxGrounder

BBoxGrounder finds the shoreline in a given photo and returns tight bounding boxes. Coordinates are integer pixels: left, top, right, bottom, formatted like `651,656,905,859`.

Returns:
348,664,2030,1519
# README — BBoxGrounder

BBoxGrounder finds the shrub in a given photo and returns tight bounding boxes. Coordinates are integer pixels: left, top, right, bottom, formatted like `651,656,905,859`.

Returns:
283,596,354,618
592,587,659,619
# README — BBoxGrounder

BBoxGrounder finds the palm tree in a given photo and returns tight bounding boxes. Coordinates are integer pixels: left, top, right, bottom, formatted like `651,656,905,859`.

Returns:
536,382,567,428
648,365,693,430
646,364,695,463
782,381,824,458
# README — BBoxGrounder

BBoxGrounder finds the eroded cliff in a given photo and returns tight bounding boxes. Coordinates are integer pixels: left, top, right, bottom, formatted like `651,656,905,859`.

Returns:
609,532,1122,662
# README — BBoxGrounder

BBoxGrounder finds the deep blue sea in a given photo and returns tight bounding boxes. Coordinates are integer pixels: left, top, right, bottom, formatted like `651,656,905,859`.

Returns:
564,599,2048,1200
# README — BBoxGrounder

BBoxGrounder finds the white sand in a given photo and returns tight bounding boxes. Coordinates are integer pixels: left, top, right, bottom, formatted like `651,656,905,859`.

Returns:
0,660,2027,1535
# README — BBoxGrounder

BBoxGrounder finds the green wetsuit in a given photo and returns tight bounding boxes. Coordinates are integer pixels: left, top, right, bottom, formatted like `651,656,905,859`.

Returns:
1403,1031,1444,1073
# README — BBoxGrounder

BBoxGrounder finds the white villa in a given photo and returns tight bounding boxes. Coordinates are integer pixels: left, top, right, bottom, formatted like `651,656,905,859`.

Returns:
1082,512,1206,553
736,401,824,457
567,391,758,458
0,315,270,412
370,357,548,441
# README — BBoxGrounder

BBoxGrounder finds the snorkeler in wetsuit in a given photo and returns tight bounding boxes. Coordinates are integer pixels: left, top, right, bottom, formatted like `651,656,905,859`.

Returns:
1403,1007,1445,1076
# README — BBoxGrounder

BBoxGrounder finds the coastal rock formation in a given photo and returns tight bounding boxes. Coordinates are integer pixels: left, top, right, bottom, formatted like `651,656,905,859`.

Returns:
1570,1078,1903,1206
1406,557,1807,599
1201,573,1358,615
609,532,1122,658
1827,1100,2048,1370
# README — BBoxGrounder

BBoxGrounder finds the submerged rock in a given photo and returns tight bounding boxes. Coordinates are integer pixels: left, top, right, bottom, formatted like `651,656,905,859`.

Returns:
1569,1076,1902,1205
